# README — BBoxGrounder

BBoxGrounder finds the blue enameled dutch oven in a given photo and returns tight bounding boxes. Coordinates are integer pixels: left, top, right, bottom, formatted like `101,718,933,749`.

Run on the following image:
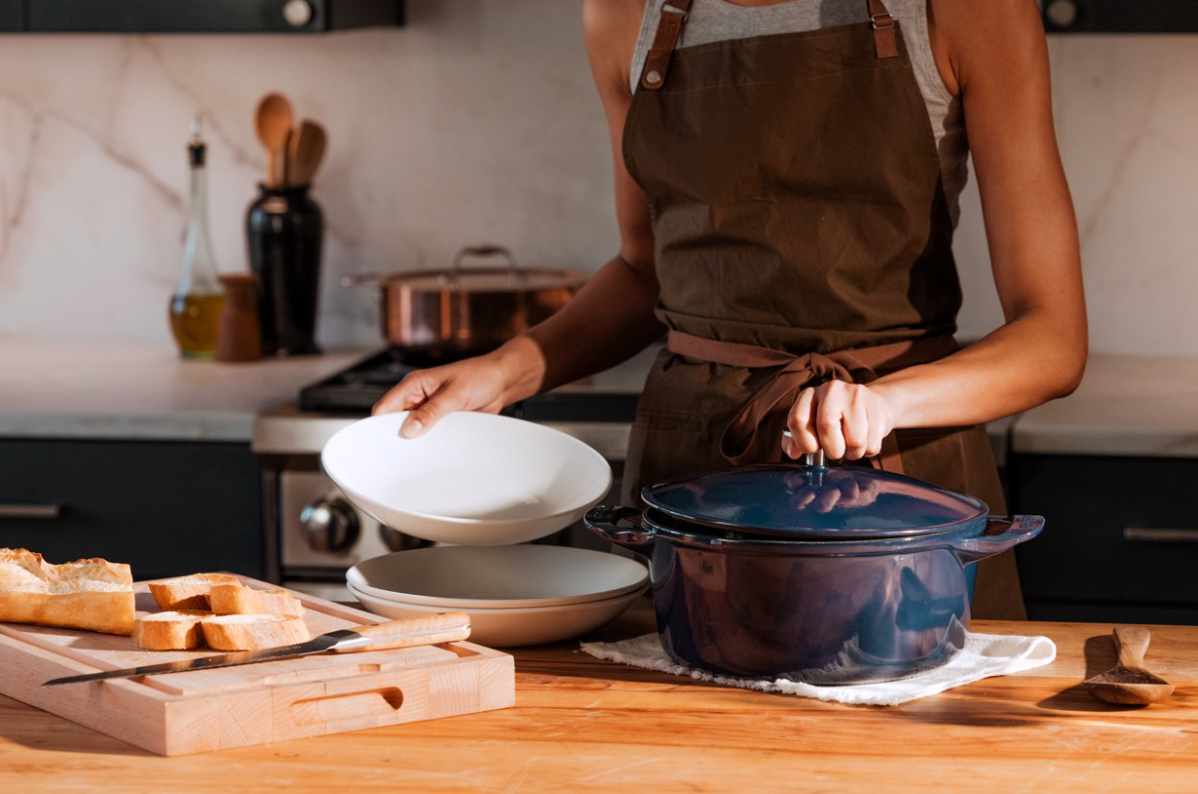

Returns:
584,459,1044,685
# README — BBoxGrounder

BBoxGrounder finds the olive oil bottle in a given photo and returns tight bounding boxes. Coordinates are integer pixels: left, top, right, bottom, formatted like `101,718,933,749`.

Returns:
170,115,224,359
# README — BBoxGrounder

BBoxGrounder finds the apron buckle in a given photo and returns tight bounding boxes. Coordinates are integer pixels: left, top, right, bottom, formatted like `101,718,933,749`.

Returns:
870,12,895,30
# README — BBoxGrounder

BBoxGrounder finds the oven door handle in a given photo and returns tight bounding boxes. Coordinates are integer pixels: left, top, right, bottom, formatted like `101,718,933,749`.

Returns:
0,504,63,520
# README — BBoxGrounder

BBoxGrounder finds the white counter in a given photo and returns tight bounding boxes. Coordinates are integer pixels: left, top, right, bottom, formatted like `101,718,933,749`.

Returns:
1011,354,1198,458
0,336,362,442
3,338,1196,457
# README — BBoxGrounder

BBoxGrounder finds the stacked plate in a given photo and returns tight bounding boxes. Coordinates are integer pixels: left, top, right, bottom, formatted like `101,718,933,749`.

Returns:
346,545,649,647
324,411,645,646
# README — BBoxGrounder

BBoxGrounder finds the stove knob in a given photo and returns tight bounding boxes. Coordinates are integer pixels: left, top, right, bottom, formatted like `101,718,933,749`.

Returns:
379,525,434,553
1045,0,1079,29
283,0,314,28
301,497,360,552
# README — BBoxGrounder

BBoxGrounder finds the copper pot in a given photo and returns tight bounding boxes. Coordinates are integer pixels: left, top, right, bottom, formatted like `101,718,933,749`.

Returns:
343,246,586,357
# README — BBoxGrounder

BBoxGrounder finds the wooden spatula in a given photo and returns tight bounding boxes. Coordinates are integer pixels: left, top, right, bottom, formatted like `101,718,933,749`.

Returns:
287,120,327,187
255,93,294,188
1084,626,1174,705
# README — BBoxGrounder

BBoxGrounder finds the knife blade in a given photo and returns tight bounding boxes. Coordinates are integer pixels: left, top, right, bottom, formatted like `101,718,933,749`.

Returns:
43,611,471,686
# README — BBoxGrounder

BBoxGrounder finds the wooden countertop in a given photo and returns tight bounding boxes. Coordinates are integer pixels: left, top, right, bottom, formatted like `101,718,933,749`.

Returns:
1,612,1194,791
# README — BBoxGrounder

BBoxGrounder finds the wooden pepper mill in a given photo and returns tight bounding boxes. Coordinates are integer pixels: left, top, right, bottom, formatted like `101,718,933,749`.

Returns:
215,273,263,362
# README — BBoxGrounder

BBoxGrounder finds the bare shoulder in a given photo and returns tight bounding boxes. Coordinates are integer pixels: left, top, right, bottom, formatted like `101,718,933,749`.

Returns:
582,0,649,94
928,0,1047,95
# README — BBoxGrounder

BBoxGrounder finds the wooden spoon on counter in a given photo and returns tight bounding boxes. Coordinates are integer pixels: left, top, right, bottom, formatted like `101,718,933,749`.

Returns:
287,119,328,187
1084,626,1174,705
254,93,294,187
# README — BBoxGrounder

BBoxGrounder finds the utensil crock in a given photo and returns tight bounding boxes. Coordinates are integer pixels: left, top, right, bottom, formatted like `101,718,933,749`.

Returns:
246,183,323,356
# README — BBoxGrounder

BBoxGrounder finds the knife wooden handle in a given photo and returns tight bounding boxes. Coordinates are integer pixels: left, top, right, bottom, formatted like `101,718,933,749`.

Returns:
333,611,472,653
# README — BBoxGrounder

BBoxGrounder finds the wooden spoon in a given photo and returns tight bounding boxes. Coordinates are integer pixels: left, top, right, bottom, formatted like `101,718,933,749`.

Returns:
254,93,294,188
287,120,328,188
1084,627,1174,705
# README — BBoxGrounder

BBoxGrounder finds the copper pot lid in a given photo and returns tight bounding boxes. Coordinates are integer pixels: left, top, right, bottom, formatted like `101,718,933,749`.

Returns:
350,245,586,293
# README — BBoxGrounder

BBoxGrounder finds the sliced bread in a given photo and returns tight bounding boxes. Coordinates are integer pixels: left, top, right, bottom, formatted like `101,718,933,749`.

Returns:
134,610,208,650
147,573,241,611
201,614,310,651
0,548,134,635
208,583,305,618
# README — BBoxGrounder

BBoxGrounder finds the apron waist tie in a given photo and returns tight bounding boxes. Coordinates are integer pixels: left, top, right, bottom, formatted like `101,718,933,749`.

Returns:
665,329,959,474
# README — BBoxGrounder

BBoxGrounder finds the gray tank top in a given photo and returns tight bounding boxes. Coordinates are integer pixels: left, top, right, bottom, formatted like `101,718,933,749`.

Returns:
630,0,968,225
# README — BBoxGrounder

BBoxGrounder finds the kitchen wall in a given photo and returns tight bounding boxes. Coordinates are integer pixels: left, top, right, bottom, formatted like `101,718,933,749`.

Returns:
0,1,1196,356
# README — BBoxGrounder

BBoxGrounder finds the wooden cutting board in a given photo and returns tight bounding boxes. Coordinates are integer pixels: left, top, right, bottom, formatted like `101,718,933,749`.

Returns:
0,576,515,756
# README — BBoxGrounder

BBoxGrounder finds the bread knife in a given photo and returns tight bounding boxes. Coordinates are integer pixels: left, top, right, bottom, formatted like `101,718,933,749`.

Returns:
43,611,471,686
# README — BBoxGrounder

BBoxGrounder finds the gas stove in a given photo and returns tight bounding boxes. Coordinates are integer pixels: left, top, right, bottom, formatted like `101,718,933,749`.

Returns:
296,347,642,422
251,345,657,597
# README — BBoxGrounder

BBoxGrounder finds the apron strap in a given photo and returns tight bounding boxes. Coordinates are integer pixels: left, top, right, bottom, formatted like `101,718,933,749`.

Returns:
666,329,956,471
639,0,694,92
867,0,899,59
640,0,895,93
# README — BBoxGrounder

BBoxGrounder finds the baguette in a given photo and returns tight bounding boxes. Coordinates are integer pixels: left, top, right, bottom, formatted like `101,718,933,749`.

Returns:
0,548,134,635
201,614,310,651
208,583,304,618
134,610,208,650
147,573,241,611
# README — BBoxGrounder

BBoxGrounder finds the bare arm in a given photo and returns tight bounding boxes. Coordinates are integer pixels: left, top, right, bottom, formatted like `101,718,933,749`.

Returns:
525,0,665,389
787,0,1087,460
374,0,663,434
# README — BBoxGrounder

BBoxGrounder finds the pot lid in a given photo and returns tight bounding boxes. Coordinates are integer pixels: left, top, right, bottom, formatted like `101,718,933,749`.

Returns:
641,462,988,540
378,245,585,293
387,267,585,292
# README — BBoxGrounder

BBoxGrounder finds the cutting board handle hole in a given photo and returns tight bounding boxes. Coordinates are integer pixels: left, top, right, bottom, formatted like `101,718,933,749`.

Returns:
290,687,404,726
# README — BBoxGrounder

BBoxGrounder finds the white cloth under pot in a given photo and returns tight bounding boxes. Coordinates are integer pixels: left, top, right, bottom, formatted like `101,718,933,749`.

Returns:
580,631,1057,707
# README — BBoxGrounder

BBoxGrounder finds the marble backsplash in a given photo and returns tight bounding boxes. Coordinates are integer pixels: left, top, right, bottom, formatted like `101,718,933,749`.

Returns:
0,1,1196,357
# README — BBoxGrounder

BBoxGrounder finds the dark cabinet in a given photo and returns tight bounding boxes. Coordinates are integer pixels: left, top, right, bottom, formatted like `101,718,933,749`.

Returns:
1010,453,1198,624
1043,0,1198,34
0,439,263,580
10,0,403,34
0,4,22,31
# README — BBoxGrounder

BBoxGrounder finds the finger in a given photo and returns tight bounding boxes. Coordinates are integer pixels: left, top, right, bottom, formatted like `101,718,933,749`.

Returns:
373,371,438,416
400,384,467,439
816,383,847,460
781,434,801,460
789,388,819,454
864,403,888,459
842,387,869,461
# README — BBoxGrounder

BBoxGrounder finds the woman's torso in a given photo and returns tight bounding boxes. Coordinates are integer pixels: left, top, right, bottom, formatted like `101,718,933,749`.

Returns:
629,0,968,225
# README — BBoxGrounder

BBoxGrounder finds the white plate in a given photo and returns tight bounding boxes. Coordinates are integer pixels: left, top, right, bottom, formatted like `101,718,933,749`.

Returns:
347,545,649,609
321,411,613,545
347,581,646,647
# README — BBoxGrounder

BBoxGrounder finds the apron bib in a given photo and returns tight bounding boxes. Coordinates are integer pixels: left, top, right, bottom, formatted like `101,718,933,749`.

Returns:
621,0,1025,620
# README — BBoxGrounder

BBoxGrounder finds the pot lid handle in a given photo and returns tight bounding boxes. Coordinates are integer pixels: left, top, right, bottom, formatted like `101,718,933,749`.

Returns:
784,430,827,484
450,245,520,283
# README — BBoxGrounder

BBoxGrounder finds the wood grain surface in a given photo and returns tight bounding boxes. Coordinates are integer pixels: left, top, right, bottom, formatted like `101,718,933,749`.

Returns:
0,608,1194,791
0,580,513,755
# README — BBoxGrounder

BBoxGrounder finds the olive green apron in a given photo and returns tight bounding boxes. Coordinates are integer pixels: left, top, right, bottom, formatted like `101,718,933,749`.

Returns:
621,0,1026,620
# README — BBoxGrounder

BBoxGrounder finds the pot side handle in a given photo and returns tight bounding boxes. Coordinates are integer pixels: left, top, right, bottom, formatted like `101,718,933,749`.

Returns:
584,506,657,550
953,515,1045,565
